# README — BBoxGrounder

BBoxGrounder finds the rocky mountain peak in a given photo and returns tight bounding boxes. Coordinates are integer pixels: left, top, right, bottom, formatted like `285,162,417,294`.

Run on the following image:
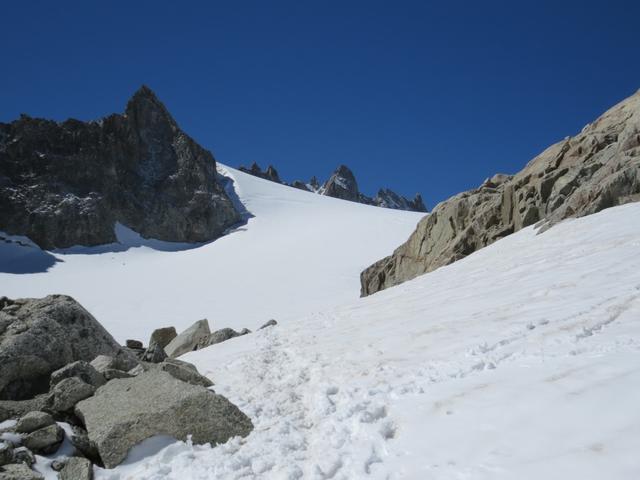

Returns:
322,165,359,201
125,85,177,132
0,87,240,249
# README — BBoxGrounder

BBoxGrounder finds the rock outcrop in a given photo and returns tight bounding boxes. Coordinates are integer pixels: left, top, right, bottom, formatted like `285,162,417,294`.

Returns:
321,165,361,202
0,86,240,249
237,163,428,212
361,89,640,296
75,370,253,468
238,162,282,183
164,319,211,358
0,295,125,400
374,189,427,212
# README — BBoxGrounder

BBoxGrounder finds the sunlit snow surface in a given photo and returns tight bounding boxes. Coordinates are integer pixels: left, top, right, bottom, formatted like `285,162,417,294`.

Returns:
2,168,640,479
102,202,639,479
0,165,423,342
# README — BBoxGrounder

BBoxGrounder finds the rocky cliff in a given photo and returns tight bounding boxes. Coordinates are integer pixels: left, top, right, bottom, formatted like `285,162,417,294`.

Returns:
0,86,240,249
361,89,640,296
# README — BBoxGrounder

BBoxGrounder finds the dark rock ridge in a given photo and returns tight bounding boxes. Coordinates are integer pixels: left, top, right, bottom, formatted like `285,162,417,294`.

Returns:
361,89,640,296
238,162,427,212
0,86,240,249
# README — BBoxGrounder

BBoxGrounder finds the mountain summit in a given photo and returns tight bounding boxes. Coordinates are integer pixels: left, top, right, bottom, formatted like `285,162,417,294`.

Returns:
239,162,427,212
0,86,240,249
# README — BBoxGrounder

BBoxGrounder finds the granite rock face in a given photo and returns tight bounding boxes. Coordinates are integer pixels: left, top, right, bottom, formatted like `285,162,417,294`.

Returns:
0,86,240,249
0,295,123,400
75,370,253,468
361,89,640,296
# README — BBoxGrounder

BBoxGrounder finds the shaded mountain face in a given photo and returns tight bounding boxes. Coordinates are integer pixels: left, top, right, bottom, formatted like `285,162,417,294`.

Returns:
0,86,240,250
238,162,427,213
361,89,640,296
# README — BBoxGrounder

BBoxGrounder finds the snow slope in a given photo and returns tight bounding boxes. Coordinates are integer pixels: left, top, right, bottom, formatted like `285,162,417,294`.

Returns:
2,165,639,479
95,202,640,479
0,165,424,342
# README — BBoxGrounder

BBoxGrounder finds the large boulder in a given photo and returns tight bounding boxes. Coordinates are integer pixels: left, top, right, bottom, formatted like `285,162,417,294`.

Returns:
15,411,54,434
12,447,35,467
50,361,106,390
0,463,43,479
160,359,213,388
361,89,640,295
0,296,124,400
197,328,250,349
164,319,210,358
89,351,138,375
0,442,12,466
74,370,253,468
148,327,177,349
59,457,93,480
48,377,96,412
141,339,167,364
22,424,64,454
0,86,240,250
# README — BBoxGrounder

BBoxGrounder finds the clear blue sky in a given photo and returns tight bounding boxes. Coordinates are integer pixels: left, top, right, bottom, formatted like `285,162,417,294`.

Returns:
1,1,638,208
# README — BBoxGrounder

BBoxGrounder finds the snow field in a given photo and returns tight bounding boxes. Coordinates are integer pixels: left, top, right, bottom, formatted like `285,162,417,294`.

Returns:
96,202,640,479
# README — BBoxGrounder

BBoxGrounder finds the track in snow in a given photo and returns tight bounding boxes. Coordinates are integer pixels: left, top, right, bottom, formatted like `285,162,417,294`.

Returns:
97,202,640,479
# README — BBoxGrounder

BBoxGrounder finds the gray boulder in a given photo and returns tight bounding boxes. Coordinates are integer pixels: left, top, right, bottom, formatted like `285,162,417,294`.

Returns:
149,327,177,349
11,447,35,466
0,295,123,400
75,370,253,468
361,89,640,296
50,361,105,390
125,340,143,350
259,319,278,330
69,426,99,463
160,359,213,388
164,320,210,358
141,340,167,364
90,350,138,375
197,328,249,349
15,411,54,434
0,442,12,466
49,377,95,412
22,424,64,455
0,463,43,479
59,457,93,480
